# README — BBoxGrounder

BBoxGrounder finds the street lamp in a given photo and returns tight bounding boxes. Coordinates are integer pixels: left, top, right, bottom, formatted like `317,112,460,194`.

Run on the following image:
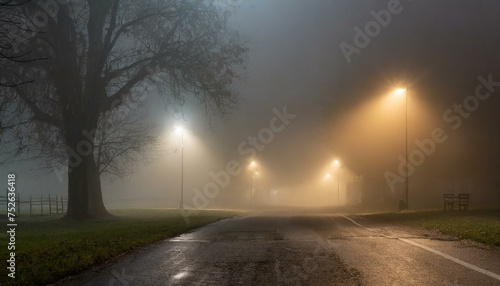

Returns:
249,161,257,206
325,173,333,205
254,170,260,204
333,160,341,205
174,126,184,209
394,86,409,209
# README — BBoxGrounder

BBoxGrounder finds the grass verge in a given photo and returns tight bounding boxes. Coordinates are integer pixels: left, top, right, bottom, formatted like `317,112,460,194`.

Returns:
362,209,500,246
0,209,240,286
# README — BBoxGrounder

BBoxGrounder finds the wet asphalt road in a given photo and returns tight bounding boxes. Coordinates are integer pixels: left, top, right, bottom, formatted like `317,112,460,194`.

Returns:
59,209,500,286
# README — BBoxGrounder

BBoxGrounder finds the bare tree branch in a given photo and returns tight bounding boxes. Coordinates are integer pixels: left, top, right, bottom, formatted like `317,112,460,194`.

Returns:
1,0,248,218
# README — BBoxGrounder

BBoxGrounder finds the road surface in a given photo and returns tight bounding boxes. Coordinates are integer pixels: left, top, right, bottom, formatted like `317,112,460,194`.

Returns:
59,209,500,285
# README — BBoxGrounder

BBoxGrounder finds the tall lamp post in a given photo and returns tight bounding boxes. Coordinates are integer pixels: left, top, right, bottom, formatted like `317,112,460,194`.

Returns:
334,160,341,205
325,173,333,205
175,126,184,210
254,170,260,204
395,87,409,209
249,161,256,206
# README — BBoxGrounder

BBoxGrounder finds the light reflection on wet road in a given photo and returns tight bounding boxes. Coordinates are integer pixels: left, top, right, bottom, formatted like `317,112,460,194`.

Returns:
59,210,500,285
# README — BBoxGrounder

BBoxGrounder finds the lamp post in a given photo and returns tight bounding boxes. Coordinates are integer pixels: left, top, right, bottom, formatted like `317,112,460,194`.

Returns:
334,160,341,205
175,126,184,210
249,161,256,206
254,170,260,204
395,87,409,209
325,173,333,205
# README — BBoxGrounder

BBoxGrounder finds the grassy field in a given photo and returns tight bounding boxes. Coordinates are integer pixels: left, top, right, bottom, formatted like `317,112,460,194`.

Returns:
0,209,240,286
362,209,500,246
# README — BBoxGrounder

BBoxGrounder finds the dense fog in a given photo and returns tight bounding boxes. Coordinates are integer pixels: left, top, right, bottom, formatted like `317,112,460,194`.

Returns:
3,0,500,212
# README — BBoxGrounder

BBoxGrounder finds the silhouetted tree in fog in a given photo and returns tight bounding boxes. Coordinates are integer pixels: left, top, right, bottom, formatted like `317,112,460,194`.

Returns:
0,0,247,218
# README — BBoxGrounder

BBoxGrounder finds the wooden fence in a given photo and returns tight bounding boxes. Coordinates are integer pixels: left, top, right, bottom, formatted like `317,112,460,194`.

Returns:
0,194,67,217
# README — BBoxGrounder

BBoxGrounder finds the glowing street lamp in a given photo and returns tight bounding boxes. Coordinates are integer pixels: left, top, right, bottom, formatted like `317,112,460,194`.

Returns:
394,88,406,96
174,125,184,209
394,86,409,209
248,160,257,206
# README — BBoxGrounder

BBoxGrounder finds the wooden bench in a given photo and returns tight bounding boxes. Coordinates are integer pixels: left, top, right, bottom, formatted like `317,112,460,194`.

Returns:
443,194,454,211
457,193,469,211
442,193,469,211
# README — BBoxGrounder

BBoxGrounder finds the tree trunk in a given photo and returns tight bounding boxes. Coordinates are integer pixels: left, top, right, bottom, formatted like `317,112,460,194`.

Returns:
64,125,110,219
65,152,92,219
88,153,109,217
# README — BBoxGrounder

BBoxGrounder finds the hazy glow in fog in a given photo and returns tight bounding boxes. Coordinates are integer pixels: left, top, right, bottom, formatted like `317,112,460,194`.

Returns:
103,122,220,209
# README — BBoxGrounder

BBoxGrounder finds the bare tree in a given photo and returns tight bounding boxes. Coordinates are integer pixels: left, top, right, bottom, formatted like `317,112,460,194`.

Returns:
0,0,44,84
0,0,48,147
95,101,162,178
1,0,247,219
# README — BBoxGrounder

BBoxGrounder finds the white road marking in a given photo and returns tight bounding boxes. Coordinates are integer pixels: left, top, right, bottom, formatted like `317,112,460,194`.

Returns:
169,239,209,242
342,215,500,281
